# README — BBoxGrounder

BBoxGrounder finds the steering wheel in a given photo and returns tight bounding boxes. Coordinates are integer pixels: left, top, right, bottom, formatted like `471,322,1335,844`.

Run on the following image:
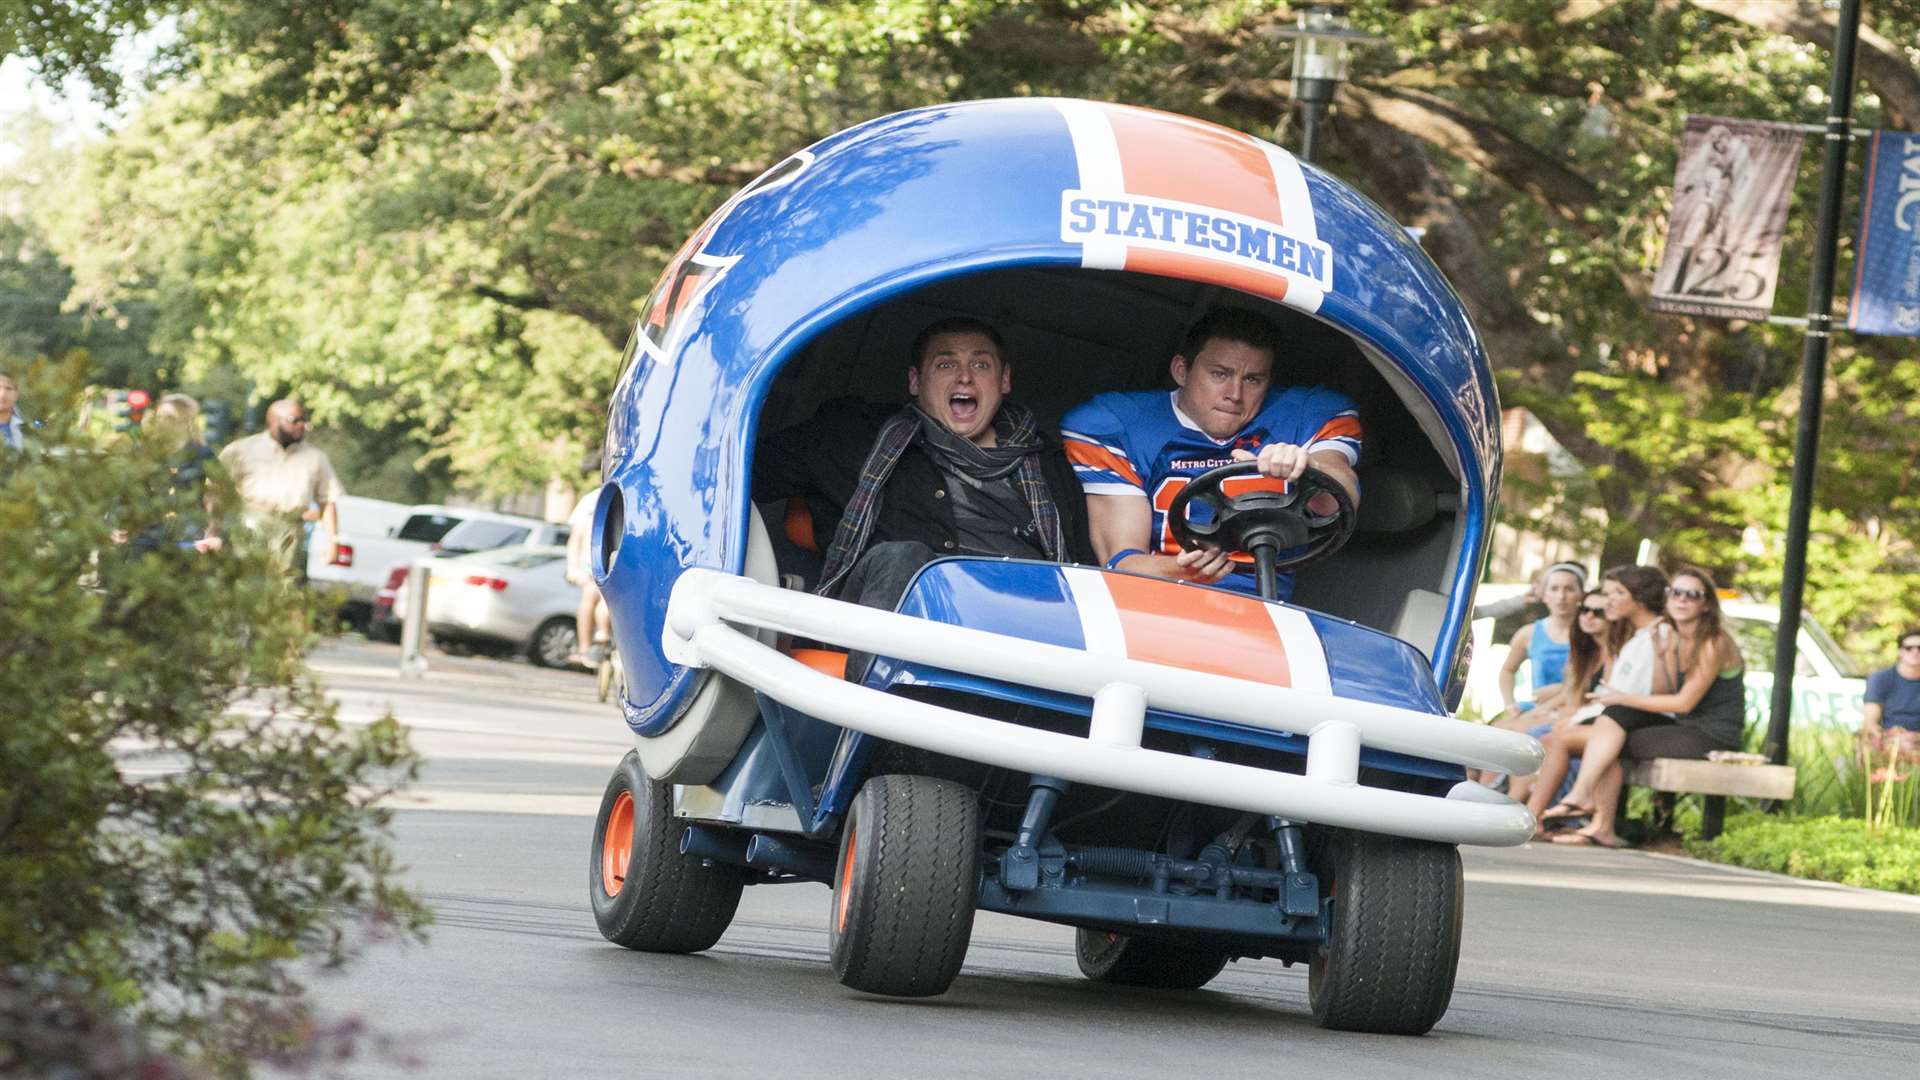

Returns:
1164,460,1357,600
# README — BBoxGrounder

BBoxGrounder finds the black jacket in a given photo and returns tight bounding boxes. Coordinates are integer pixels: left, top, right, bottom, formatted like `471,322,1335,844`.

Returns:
752,398,1095,567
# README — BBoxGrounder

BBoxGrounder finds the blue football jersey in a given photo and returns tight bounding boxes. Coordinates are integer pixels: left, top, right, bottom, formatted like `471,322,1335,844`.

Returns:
1061,387,1361,598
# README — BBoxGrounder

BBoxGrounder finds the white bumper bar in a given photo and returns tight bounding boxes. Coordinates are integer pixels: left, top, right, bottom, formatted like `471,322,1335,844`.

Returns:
665,570,1541,847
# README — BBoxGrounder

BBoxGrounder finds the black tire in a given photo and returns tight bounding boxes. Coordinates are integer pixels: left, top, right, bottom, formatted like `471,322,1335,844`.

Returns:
339,602,373,635
1074,929,1231,990
828,774,982,997
432,634,477,657
589,752,743,953
528,617,578,668
367,618,401,644
1307,829,1463,1035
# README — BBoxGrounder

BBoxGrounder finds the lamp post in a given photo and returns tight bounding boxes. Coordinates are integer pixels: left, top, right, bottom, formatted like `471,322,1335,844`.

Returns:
1271,4,1382,164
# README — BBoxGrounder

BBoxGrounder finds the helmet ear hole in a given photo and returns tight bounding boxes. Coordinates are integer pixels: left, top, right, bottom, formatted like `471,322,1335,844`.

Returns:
598,484,624,579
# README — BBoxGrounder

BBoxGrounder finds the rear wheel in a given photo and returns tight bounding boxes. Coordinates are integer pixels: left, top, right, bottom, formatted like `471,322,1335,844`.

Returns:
828,775,981,997
1307,829,1463,1035
589,752,743,952
1074,929,1231,990
529,617,577,668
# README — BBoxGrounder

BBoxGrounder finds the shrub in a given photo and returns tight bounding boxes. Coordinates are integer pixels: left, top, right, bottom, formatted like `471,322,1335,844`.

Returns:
0,362,425,1077
1686,813,1920,896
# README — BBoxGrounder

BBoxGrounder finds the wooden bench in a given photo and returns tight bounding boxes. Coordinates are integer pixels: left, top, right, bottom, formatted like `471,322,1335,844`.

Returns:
1622,758,1797,840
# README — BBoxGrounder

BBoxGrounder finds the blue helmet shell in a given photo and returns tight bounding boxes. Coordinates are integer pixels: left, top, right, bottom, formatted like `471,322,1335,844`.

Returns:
598,98,1501,733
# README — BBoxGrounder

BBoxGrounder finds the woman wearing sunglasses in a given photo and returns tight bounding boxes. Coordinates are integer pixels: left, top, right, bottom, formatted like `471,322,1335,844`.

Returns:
1534,565,1745,847
1524,565,1671,843
1503,587,1614,805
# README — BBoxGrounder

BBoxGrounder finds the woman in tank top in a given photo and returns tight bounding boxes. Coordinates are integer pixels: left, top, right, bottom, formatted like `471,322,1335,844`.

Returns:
1495,563,1586,718
1540,566,1745,847
1504,587,1612,805
1524,564,1670,841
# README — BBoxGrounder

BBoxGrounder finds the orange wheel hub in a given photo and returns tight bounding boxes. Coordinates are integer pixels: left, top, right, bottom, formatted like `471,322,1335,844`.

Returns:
601,790,634,897
835,824,858,933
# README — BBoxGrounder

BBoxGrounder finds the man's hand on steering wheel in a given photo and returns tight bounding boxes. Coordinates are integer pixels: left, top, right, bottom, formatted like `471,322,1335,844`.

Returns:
1231,443,1348,518
1171,545,1235,583
1163,449,1359,584
1167,443,1317,584
1234,442,1308,480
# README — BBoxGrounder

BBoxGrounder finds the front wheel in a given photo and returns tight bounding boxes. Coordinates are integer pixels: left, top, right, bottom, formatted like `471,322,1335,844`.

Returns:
1075,929,1231,990
589,752,742,952
1308,829,1463,1035
829,774,981,997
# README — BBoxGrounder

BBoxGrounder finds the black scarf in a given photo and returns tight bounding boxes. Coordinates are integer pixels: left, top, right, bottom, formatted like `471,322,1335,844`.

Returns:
815,402,1067,596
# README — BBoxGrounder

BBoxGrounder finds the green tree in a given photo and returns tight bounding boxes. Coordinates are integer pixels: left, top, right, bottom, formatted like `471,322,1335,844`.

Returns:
0,360,426,1076
15,0,1920,648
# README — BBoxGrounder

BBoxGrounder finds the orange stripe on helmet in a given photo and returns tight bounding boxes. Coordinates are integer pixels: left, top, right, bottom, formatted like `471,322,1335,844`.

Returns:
1122,248,1292,307
1101,573,1293,687
1103,105,1282,224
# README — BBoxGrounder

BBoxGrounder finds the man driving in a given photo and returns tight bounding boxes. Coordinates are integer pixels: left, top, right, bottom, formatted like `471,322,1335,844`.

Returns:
754,317,1094,638
1061,307,1361,602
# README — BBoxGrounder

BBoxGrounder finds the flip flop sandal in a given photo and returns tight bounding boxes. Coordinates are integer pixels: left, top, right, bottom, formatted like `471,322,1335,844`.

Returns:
1538,802,1592,824
1550,832,1630,849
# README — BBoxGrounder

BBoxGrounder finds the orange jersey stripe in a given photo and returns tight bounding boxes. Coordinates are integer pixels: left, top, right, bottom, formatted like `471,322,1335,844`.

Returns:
1102,573,1292,687
1064,439,1144,488
1311,415,1363,442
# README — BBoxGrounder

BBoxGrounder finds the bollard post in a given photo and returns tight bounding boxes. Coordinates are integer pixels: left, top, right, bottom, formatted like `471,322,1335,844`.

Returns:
399,560,431,678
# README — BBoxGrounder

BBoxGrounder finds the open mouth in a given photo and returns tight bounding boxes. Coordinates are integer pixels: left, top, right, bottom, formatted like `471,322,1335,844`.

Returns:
949,392,979,425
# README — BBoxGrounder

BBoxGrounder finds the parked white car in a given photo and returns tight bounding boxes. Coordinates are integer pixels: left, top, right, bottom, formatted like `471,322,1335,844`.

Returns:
309,499,469,628
1465,584,1866,734
368,510,573,641
417,544,583,667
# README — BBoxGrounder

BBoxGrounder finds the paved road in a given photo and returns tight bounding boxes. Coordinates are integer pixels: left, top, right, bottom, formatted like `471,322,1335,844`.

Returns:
290,640,1920,1079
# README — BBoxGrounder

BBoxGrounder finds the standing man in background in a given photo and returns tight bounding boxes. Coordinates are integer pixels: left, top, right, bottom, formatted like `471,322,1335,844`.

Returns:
220,399,344,583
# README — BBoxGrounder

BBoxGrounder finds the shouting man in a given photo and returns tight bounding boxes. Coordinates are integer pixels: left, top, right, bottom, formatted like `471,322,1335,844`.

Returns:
754,317,1094,658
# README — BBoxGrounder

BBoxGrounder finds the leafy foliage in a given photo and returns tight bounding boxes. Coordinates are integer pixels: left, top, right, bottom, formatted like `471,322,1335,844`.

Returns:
0,360,426,1076
1687,812,1920,895
7,1,1920,647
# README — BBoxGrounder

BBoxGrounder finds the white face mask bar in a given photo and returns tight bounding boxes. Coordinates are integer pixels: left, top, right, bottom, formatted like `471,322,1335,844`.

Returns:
665,568,1542,847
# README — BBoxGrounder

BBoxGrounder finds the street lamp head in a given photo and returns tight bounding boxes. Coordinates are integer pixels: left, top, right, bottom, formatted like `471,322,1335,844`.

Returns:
1261,5,1385,162
1269,4,1384,105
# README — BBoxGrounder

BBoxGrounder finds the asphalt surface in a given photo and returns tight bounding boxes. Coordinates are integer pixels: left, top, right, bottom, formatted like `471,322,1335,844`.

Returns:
284,639,1920,1080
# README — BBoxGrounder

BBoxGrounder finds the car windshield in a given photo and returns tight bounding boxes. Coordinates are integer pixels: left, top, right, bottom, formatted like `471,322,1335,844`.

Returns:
437,519,535,553
396,513,460,543
1803,617,1863,678
1728,616,1817,678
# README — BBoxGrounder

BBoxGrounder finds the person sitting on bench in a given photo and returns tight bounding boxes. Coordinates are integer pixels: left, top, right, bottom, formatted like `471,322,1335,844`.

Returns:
1534,565,1745,848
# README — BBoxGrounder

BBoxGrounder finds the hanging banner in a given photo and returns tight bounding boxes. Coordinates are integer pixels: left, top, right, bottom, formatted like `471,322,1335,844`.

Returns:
1649,116,1807,320
1848,130,1920,336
